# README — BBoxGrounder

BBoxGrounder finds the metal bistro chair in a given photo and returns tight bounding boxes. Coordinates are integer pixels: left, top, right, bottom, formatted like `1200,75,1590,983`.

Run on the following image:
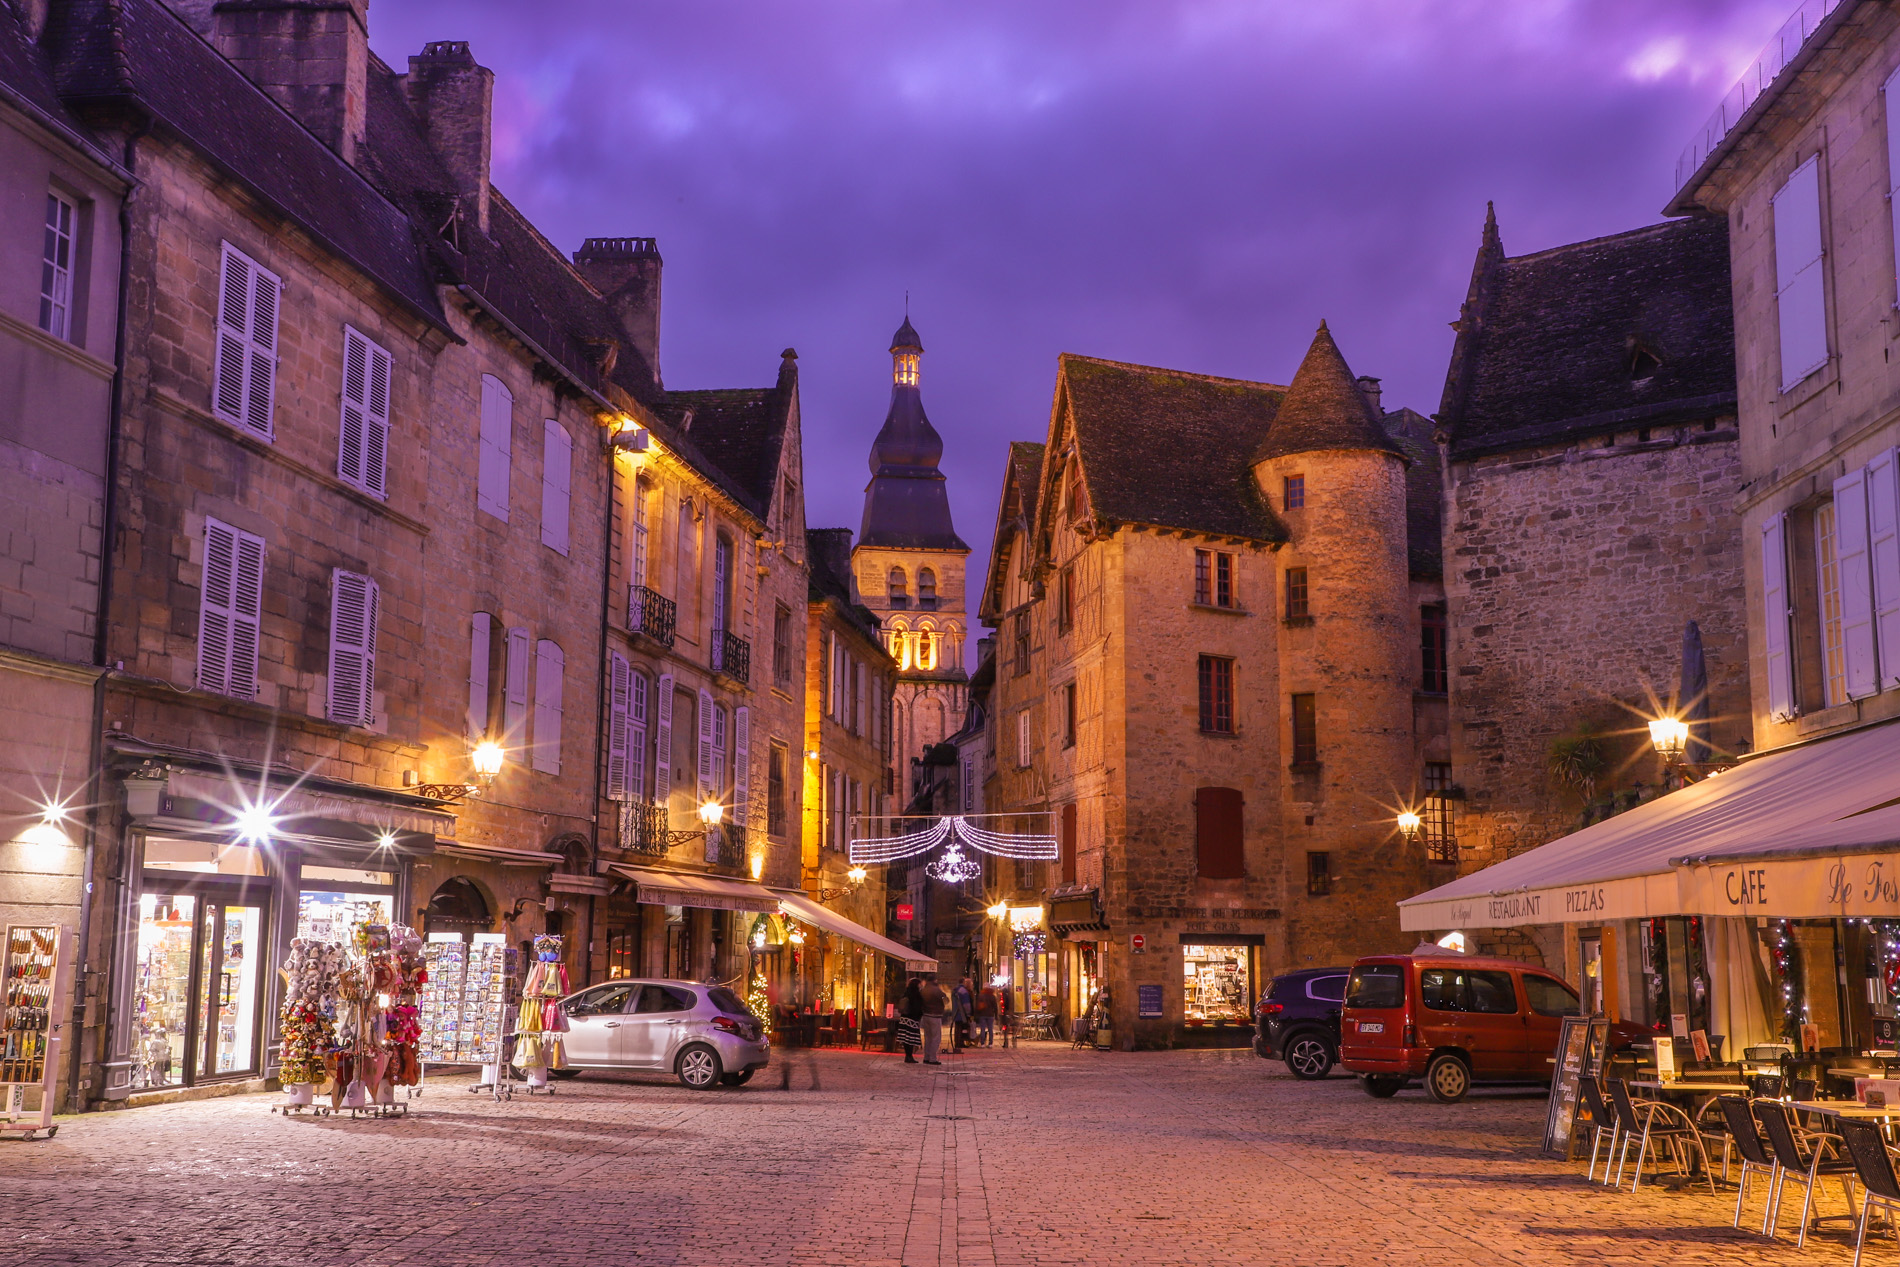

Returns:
1754,1097,1858,1248
1717,1095,1779,1236
1837,1117,1900,1267
1607,1077,1714,1194
1576,1077,1620,1185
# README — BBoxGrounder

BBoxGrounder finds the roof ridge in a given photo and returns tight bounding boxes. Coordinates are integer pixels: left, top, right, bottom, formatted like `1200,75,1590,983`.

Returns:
1502,217,1703,266
1059,351,1286,393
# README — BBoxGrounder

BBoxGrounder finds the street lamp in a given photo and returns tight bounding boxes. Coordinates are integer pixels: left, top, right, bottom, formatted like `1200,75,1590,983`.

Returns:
471,740,506,784
1648,716,1689,760
847,865,867,885
699,800,725,827
987,900,1010,921
1396,810,1422,841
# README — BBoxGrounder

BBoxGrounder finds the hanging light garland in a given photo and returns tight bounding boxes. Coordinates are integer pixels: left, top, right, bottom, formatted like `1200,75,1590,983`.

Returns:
1013,928,1046,959
925,843,983,883
849,815,1058,865
1768,919,1802,1042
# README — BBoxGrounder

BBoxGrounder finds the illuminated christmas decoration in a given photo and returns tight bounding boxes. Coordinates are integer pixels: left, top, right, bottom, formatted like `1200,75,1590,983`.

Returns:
849,814,1058,864
925,843,983,883
1012,928,1046,958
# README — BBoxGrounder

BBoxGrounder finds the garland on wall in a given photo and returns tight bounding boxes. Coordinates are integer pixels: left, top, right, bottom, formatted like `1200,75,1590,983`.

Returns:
1768,919,1802,1041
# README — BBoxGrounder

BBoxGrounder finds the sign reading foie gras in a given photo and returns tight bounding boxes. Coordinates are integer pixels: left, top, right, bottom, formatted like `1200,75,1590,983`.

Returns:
1678,852,1900,920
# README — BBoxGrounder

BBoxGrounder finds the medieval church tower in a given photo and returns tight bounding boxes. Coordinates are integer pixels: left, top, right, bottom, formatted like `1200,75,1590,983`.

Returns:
851,319,971,804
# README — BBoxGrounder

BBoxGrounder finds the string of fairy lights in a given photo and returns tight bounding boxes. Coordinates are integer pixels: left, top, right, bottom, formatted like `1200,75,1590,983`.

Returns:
848,815,1059,870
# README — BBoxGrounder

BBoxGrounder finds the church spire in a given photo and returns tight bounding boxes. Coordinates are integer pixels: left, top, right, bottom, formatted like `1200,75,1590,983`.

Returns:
859,314,967,551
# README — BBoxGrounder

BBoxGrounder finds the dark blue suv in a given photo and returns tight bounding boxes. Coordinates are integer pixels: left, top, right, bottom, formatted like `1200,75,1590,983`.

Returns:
1253,966,1349,1079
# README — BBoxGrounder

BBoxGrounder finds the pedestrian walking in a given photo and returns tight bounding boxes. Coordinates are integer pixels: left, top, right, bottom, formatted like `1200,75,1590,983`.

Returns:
996,982,1012,1048
919,973,947,1065
975,983,998,1046
896,977,923,1063
951,976,974,1053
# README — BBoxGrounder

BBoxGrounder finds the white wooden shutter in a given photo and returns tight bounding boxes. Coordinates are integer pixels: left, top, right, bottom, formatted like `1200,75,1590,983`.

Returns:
1870,447,1900,690
1835,468,1880,699
606,652,631,798
696,686,715,802
654,673,674,809
1763,513,1796,721
468,613,492,739
337,326,392,497
732,705,751,830
326,569,378,726
540,420,571,555
198,517,265,700
478,374,513,521
502,625,530,748
212,243,279,439
1773,157,1828,390
629,671,649,800
532,639,564,774
1886,68,1900,306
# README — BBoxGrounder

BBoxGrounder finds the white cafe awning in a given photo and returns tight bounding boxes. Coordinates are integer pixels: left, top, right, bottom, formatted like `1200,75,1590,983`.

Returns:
609,864,782,913
774,890,938,970
1399,720,1900,932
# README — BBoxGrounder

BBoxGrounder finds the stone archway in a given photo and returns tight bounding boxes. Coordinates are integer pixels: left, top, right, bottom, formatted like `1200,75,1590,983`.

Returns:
424,876,493,938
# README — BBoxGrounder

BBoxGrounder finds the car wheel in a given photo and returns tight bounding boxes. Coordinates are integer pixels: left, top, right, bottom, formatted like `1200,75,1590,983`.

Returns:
720,1069,754,1086
1283,1033,1335,1080
676,1044,723,1090
547,1068,582,1080
1425,1053,1472,1103
1361,1074,1404,1098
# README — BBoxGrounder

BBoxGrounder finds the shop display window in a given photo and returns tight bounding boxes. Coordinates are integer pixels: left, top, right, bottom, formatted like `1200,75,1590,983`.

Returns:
144,838,266,876
1183,944,1252,1023
298,890,394,943
133,892,263,1086
1639,916,1712,1036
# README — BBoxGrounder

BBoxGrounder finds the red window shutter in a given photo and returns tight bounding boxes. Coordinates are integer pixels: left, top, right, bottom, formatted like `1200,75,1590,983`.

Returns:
1060,803,1078,884
1195,787,1244,879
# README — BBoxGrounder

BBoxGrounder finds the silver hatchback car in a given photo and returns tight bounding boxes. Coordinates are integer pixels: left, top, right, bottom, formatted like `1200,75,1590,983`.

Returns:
552,978,769,1088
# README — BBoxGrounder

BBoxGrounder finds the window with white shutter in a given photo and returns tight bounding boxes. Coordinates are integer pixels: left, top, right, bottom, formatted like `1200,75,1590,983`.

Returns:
212,243,280,439
540,420,571,555
1870,448,1900,690
1885,68,1900,306
633,476,651,588
653,673,674,811
1763,513,1796,721
1834,469,1880,699
1772,157,1829,391
502,625,530,749
198,517,266,700
732,705,750,830
326,569,379,726
478,375,513,521
697,686,715,803
630,670,649,800
468,612,493,740
338,326,392,497
606,652,631,798
532,639,564,774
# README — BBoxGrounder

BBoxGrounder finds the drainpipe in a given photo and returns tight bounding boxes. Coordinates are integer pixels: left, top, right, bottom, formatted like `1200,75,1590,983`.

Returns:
587,415,622,989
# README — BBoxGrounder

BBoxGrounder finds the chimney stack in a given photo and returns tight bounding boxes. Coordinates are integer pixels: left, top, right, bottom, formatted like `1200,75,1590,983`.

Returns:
573,238,663,391
211,0,369,165
403,41,494,233
1355,375,1383,417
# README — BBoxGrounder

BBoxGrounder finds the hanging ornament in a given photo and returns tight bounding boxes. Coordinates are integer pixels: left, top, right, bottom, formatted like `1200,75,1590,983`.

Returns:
926,842,983,883
1013,928,1046,959
850,814,1059,864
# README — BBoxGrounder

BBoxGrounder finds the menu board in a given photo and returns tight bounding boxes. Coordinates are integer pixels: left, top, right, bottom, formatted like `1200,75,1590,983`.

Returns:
1542,1016,1611,1157
1,926,59,1086
416,935,515,1064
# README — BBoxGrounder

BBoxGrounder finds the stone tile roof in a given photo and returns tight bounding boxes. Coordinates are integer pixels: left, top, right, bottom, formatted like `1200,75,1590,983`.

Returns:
657,353,798,522
1439,211,1736,460
1253,322,1406,464
1060,354,1288,545
0,4,84,131
1384,407,1442,580
806,527,883,644
977,441,1044,624
1007,440,1045,527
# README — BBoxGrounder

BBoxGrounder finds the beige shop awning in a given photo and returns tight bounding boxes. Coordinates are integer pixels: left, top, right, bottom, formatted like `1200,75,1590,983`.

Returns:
774,890,938,970
610,864,782,913
1399,720,1900,932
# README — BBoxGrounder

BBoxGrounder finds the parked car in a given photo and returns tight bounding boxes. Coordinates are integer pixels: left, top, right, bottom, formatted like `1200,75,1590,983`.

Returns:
1338,951,1644,1103
548,978,770,1088
1253,966,1349,1079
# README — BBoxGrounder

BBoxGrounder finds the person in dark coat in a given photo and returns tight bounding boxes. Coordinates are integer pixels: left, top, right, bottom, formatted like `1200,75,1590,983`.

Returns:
896,977,923,1063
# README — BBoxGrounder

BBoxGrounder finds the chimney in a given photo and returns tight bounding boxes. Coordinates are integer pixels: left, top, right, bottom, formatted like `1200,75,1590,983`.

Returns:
211,0,369,165
403,41,494,233
573,237,663,391
13,0,51,39
1356,375,1383,417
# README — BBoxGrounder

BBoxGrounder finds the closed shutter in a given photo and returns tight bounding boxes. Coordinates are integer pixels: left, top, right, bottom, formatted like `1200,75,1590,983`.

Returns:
468,613,492,740
1060,802,1078,884
1772,157,1829,390
1886,68,1900,305
1195,787,1245,879
325,568,379,726
212,243,279,439
540,420,571,555
502,625,530,747
697,686,715,802
1763,513,1796,721
1017,710,1030,768
532,640,564,774
653,673,674,808
338,326,391,496
732,705,751,830
606,652,631,798
198,517,265,699
629,671,649,800
854,661,866,735
1835,468,1880,699
1871,448,1900,689
478,375,513,521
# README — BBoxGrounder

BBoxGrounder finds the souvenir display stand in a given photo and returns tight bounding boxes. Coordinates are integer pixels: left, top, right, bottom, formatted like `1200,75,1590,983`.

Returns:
417,934,518,1101
506,934,569,1095
273,923,425,1120
1,924,72,1140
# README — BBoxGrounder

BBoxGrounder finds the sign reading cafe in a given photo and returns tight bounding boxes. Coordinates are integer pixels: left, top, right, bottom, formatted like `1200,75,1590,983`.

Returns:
1676,852,1900,921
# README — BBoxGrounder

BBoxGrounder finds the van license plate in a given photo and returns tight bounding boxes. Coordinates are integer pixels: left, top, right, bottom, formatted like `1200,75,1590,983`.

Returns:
1359,1022,1384,1034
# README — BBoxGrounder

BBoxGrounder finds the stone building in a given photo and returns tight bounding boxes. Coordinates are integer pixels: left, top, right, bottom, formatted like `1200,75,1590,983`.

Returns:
850,319,971,803
1435,209,1747,960
0,0,126,1113
978,325,1449,1047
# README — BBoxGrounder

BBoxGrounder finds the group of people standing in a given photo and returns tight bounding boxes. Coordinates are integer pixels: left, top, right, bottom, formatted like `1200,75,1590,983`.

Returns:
895,973,1008,1064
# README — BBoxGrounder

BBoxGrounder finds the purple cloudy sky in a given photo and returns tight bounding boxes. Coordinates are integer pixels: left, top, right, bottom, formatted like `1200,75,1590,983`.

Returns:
373,0,1786,608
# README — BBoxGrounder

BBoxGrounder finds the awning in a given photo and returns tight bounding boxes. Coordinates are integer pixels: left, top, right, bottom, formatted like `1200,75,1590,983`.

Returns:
1399,719,1900,931
609,864,781,913
435,842,559,868
774,890,938,970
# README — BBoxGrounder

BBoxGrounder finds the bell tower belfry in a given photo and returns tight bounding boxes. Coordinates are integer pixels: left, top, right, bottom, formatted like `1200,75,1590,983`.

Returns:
851,317,971,805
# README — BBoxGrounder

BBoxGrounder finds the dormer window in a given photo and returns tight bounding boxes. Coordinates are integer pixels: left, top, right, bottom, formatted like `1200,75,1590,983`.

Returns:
888,566,909,608
1628,342,1662,381
918,568,938,609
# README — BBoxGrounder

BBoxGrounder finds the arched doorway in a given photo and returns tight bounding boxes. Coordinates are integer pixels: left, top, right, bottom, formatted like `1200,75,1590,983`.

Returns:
424,877,492,940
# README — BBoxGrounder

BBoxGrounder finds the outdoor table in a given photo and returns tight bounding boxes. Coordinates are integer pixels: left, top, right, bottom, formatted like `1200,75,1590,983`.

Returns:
1019,1013,1059,1041
1631,1081,1752,1130
1793,1100,1900,1121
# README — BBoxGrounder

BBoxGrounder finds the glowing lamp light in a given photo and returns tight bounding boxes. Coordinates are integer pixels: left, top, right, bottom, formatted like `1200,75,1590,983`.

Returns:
1437,931,1468,954
471,741,506,781
788,928,806,946
749,853,764,881
233,803,276,844
847,865,867,885
805,750,820,761
987,901,1009,921
1008,905,1043,931
40,798,72,825
376,831,397,849
1396,810,1422,841
1649,717,1689,759
699,800,724,827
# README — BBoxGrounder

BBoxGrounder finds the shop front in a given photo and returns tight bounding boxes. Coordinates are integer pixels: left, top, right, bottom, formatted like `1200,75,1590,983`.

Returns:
1179,936,1259,1048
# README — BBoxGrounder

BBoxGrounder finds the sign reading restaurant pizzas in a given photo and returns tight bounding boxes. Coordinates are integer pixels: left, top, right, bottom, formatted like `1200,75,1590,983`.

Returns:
895,903,914,921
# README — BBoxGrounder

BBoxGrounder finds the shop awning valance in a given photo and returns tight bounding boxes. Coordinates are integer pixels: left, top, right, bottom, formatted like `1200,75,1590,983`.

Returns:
773,890,938,970
1399,719,1900,931
609,865,781,913
151,768,456,843
434,842,559,868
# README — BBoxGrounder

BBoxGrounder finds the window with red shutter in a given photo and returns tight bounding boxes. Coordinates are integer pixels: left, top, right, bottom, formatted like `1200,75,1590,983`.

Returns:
1195,787,1244,879
1060,803,1078,884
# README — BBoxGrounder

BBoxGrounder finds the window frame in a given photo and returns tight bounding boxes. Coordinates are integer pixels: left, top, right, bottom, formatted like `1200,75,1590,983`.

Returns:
1771,154,1829,391
1290,693,1318,766
1305,850,1330,897
1193,549,1211,605
1420,604,1448,693
1284,566,1309,620
1283,474,1305,511
39,190,75,340
1061,681,1077,749
1197,655,1234,735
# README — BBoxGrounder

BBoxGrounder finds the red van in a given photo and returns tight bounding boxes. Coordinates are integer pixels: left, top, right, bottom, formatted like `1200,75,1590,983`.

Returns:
1339,951,1642,1103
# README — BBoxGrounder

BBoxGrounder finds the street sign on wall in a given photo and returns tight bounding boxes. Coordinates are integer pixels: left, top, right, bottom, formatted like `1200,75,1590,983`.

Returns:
1129,933,1146,953
1137,983,1164,1017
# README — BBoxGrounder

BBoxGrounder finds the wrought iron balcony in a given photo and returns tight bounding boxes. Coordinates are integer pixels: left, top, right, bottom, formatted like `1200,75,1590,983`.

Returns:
617,799,671,856
628,584,676,646
712,628,750,685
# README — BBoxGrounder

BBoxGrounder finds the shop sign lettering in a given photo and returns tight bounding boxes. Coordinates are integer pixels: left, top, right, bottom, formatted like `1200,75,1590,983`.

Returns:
1723,867,1767,908
1826,859,1900,913
1487,894,1541,921
1563,887,1606,915
1183,921,1240,933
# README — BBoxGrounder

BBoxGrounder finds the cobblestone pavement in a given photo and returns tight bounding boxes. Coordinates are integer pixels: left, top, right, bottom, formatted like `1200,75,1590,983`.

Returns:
0,1043,1871,1266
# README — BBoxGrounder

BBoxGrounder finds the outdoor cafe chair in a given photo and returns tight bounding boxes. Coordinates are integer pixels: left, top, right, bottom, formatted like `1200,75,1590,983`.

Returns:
1607,1077,1714,1194
1836,1117,1900,1267
1717,1095,1779,1236
1754,1098,1858,1248
1576,1077,1619,1185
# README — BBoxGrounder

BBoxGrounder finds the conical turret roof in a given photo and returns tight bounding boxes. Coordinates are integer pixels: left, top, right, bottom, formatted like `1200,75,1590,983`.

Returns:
891,317,923,354
1254,322,1407,464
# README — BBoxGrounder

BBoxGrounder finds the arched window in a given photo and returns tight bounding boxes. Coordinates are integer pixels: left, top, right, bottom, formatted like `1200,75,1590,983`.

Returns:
918,567,938,609
888,567,909,608
425,877,492,938
917,631,937,671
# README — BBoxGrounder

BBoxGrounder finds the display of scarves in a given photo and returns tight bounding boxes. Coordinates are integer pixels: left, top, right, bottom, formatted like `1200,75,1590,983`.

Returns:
513,937,570,1070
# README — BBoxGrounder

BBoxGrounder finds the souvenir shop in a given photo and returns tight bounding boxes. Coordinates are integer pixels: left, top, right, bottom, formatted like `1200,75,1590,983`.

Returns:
1179,936,1258,1048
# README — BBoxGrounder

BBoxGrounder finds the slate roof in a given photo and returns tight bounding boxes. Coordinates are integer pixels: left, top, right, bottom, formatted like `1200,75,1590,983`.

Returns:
1253,322,1406,464
1384,406,1443,579
1439,213,1736,459
977,440,1045,623
0,3,86,133
806,527,884,645
657,353,797,521
1059,355,1288,545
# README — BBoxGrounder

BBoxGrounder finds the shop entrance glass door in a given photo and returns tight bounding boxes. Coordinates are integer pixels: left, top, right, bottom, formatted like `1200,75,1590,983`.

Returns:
134,892,264,1085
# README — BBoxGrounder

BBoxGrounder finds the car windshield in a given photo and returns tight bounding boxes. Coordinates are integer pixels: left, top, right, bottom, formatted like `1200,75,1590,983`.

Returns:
1345,965,1404,1009
705,986,753,1017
